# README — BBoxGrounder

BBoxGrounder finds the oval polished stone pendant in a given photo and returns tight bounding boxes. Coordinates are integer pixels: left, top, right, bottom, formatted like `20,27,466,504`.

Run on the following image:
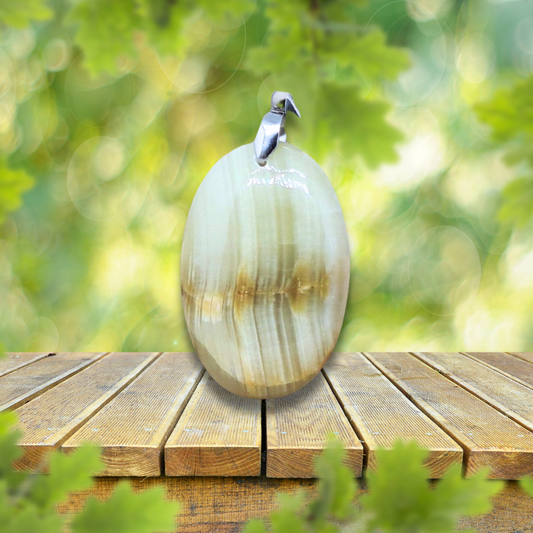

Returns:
181,92,350,399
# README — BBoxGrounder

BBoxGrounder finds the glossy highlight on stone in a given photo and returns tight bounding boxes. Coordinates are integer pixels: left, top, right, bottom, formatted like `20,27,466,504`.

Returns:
181,142,350,399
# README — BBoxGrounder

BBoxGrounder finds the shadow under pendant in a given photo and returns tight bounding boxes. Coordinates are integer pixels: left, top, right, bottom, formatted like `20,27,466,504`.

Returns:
181,92,350,399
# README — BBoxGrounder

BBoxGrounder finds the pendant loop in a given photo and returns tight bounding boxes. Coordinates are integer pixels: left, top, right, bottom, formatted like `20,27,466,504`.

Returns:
254,91,301,166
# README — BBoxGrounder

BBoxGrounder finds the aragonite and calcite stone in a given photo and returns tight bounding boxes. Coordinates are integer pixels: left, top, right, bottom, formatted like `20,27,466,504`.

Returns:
181,142,350,399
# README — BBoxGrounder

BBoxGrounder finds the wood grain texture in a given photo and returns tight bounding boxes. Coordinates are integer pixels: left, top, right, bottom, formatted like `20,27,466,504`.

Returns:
62,353,204,476
165,373,262,477
14,352,160,471
414,352,533,434
366,352,533,479
56,478,532,533
0,352,106,412
323,353,462,478
266,372,363,478
464,352,533,390
0,352,50,378
508,352,533,364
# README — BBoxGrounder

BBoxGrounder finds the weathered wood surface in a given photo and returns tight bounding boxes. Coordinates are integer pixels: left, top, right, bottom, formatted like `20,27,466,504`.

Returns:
266,372,363,478
414,352,533,434
464,351,533,390
0,352,106,412
56,478,533,533
63,353,203,476
14,352,159,471
366,352,533,479
165,373,262,477
4,351,533,482
0,352,50,378
509,352,533,364
323,353,463,478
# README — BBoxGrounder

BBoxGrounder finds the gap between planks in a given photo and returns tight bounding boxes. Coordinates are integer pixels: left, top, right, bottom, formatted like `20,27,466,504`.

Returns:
14,352,162,471
461,352,533,391
164,372,262,477
411,352,533,437
0,352,109,413
323,353,463,479
62,353,204,477
0,352,52,378
365,352,533,479
507,352,533,365
9,353,527,475
266,372,363,478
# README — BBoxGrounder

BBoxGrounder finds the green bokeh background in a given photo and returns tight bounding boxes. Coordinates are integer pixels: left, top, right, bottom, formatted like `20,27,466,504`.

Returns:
1,0,532,353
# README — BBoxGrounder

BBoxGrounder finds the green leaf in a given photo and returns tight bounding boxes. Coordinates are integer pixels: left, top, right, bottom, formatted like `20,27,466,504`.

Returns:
0,0,53,28
361,440,503,533
198,0,256,23
361,440,432,533
71,481,180,533
475,75,533,146
67,0,256,75
521,477,533,497
312,435,356,521
498,176,533,227
67,0,142,76
245,0,408,168
0,161,34,224
430,465,503,524
317,83,404,167
29,444,103,510
1,501,63,533
0,412,23,479
271,492,307,533
241,518,269,533
0,481,11,526
324,30,411,82
245,31,308,76
135,0,189,58
475,74,533,227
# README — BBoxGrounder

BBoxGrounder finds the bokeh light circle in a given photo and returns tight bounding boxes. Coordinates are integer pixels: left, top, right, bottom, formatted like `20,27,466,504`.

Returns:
406,0,452,21
0,50,16,130
67,136,136,221
350,174,419,234
448,137,514,256
377,107,443,192
456,34,495,84
363,1,451,106
43,39,72,72
516,18,533,55
408,226,481,316
65,54,132,127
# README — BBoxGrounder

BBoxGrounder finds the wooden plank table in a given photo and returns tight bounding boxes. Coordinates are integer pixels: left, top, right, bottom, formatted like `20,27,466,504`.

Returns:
3,351,533,532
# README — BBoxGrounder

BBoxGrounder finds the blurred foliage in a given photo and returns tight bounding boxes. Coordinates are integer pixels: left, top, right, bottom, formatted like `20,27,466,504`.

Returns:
361,441,503,532
522,476,533,499
243,437,357,533
475,74,533,227
0,410,179,533
68,0,256,76
0,160,33,223
243,437,503,532
0,0,52,29
0,0,532,353
245,0,410,166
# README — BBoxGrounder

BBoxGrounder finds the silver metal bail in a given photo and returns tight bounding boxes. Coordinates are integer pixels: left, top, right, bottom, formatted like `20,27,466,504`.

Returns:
254,91,301,166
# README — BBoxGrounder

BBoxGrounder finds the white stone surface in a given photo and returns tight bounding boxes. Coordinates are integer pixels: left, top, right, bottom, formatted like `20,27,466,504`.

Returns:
181,142,350,398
